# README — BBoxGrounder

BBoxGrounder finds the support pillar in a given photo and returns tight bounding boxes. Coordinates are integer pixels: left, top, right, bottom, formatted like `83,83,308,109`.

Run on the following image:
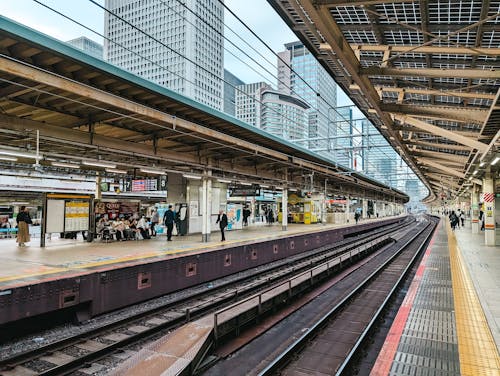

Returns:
95,172,102,200
201,172,212,242
362,199,368,219
483,172,496,246
282,188,288,231
471,184,480,234
373,201,378,218
345,197,350,223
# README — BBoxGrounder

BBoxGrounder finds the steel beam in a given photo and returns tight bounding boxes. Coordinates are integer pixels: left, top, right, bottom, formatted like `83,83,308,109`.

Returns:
376,86,495,100
362,66,500,79
352,44,500,56
386,104,488,123
0,56,289,163
394,114,489,153
417,157,466,179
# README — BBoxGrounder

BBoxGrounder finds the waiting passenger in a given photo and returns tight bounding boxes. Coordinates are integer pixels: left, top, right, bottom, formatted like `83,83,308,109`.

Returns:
16,206,32,247
137,216,151,240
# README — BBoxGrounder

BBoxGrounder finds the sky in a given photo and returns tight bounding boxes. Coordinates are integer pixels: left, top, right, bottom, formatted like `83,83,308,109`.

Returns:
0,0,354,106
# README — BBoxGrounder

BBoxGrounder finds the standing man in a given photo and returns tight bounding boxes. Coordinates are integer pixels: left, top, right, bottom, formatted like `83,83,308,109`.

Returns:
16,205,32,247
216,209,228,241
163,205,174,241
151,209,159,237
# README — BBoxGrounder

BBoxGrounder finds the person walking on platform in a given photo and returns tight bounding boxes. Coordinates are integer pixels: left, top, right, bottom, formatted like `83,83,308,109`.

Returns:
151,209,159,236
216,210,228,241
163,205,175,241
16,206,32,247
354,211,360,224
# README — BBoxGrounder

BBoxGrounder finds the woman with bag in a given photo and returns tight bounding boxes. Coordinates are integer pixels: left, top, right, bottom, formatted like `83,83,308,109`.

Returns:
16,206,32,247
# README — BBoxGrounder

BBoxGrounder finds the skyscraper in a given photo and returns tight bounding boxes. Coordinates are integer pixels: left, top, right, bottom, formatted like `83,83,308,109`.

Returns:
223,69,245,116
67,37,103,60
235,82,271,128
260,89,309,140
104,0,224,110
277,41,337,157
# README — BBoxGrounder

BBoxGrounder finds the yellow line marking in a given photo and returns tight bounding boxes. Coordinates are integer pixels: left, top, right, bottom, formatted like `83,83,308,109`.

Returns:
446,221,500,375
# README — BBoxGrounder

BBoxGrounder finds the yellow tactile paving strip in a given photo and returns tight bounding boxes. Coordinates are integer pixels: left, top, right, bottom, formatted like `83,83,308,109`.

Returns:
447,222,500,375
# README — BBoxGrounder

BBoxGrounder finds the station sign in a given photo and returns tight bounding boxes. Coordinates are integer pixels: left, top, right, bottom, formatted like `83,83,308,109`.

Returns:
229,185,261,197
120,176,168,192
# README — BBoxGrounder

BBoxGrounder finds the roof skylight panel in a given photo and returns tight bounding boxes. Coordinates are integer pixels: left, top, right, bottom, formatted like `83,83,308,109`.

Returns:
375,2,420,24
331,6,370,24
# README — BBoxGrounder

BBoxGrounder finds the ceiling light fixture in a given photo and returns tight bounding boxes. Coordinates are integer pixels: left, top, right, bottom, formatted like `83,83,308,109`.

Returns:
51,161,80,169
479,161,485,167
473,170,478,175
240,182,252,186
140,168,165,175
106,168,127,174
491,157,500,165
0,156,18,162
183,174,202,180
217,178,232,183
0,149,42,159
82,160,116,169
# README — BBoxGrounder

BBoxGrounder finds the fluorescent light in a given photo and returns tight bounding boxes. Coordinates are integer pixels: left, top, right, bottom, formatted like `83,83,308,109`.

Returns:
83,160,116,169
240,182,252,186
140,168,165,175
0,149,42,159
479,161,485,167
183,174,201,180
260,184,269,188
491,157,500,166
217,179,232,183
51,161,80,169
0,156,18,162
106,168,127,174
473,170,478,175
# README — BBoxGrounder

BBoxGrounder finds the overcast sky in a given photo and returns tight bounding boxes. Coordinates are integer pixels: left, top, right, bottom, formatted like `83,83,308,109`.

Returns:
0,0,353,106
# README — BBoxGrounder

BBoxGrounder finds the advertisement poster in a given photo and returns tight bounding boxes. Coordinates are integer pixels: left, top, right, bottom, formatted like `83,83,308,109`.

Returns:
95,201,139,219
226,203,242,231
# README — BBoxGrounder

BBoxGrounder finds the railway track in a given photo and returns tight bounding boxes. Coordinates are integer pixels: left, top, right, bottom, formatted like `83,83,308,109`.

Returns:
0,218,413,376
204,215,437,376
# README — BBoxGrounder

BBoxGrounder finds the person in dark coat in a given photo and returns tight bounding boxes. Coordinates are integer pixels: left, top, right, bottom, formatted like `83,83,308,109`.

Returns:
163,205,175,241
16,205,32,247
216,210,228,241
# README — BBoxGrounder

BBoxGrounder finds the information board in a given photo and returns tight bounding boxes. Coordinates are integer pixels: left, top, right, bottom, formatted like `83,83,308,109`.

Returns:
64,201,90,232
46,199,65,233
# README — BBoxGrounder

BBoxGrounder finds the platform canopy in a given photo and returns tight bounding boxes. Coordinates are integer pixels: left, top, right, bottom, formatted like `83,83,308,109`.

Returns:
0,16,407,204
269,0,500,202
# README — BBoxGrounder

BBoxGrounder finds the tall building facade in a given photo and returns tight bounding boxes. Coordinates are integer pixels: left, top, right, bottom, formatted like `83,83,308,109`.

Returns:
277,41,337,157
260,89,309,140
67,37,103,59
235,82,270,128
104,0,224,110
223,69,245,116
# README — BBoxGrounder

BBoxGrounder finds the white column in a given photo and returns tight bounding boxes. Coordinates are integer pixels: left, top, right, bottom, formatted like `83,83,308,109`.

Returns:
373,201,378,218
282,188,288,231
95,172,102,200
345,197,350,223
201,175,212,242
471,184,480,234
483,173,496,246
362,199,368,219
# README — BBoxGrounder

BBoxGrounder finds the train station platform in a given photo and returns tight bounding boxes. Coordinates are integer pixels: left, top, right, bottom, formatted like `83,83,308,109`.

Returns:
372,219,500,376
0,216,404,327
112,216,500,376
